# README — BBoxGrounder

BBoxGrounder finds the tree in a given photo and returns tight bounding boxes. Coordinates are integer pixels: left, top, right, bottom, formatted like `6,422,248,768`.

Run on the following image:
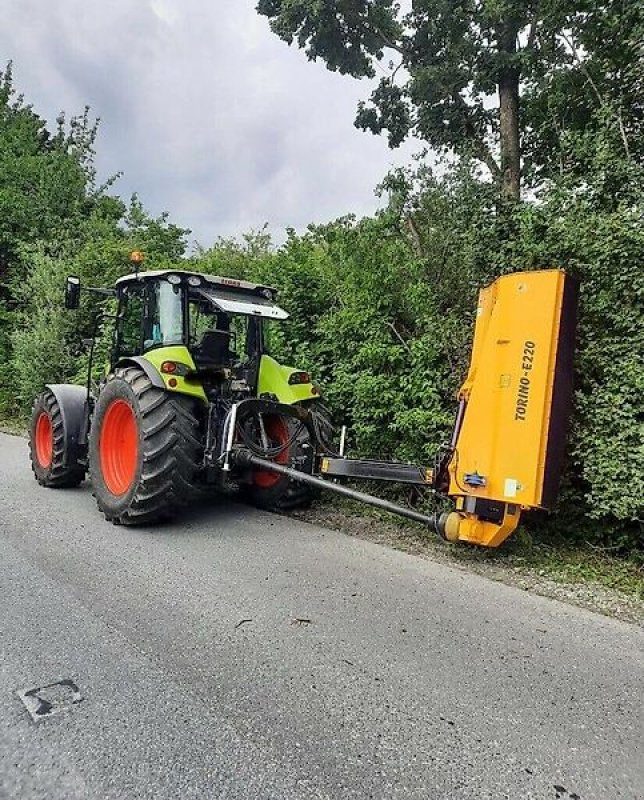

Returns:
522,2,643,185
0,62,102,280
257,1,640,201
0,63,191,413
0,61,102,375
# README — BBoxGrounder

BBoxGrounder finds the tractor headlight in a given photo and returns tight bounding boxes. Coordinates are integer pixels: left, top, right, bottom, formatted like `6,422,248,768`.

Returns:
167,274,181,285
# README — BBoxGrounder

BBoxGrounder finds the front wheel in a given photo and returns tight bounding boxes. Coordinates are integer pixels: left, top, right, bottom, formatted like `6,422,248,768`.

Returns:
88,366,201,525
29,389,86,488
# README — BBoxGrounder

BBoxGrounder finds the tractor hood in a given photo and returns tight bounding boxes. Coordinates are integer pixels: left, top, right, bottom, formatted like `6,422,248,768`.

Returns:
192,287,289,320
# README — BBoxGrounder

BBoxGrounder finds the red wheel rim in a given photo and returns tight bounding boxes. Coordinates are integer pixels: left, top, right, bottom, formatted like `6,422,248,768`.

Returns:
35,411,53,468
99,399,139,496
253,415,290,489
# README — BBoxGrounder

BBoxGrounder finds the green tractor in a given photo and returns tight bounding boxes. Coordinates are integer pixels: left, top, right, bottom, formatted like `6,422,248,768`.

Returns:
29,258,332,524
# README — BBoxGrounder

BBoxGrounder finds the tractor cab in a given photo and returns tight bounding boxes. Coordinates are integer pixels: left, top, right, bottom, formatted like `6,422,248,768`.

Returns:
111,270,290,397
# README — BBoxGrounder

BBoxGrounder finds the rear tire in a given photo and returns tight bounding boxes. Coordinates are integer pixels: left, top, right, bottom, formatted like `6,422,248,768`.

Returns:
246,414,293,509
89,366,201,525
274,402,334,510
29,390,86,488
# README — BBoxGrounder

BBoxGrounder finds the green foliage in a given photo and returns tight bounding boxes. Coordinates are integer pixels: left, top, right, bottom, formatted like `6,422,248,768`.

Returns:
503,176,644,533
9,249,77,405
0,63,189,414
523,2,643,184
0,63,103,276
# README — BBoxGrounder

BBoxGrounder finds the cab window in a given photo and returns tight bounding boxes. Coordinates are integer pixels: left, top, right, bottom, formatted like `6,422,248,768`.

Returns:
143,281,184,351
117,285,144,357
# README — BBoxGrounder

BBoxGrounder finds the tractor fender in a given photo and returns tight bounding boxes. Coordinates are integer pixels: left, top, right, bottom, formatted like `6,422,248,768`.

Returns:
45,384,89,466
116,357,165,389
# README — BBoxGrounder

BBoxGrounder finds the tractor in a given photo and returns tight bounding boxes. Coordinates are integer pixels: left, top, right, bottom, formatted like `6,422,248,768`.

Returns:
29,257,331,524
29,257,578,547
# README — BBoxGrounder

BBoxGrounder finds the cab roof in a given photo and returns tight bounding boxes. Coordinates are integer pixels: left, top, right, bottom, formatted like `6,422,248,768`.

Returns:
115,269,278,298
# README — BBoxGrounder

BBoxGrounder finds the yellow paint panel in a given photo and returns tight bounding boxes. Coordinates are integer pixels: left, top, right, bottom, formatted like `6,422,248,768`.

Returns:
257,355,318,404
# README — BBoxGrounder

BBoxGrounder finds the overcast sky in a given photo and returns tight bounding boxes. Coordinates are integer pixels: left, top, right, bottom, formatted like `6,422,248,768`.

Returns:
2,0,419,248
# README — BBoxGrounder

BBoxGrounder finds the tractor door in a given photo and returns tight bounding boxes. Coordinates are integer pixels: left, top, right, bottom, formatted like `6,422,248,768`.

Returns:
143,281,184,353
113,283,145,364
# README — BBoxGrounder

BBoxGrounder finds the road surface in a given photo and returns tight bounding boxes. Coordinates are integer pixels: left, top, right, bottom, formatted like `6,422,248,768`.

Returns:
0,432,642,799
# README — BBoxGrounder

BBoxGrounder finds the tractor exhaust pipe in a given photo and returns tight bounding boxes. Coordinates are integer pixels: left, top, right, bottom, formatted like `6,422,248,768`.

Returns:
234,449,444,534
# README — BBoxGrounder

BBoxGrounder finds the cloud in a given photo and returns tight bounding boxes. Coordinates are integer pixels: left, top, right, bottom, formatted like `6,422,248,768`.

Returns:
1,0,419,247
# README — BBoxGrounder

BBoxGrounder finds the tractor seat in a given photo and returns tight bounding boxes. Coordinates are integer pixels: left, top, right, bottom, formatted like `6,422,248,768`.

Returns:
194,330,234,365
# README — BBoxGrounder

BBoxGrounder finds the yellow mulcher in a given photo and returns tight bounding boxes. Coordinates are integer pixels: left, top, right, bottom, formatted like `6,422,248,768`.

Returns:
229,269,578,547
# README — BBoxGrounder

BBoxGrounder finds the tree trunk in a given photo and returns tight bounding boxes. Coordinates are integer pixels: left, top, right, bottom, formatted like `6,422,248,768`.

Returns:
498,67,521,201
497,12,521,201
497,11,521,202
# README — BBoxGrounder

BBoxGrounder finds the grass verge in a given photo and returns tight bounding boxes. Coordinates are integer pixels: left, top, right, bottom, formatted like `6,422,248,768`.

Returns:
0,414,26,436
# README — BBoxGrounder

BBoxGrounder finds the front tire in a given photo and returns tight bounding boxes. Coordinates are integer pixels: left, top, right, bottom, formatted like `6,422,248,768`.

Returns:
89,366,201,525
29,389,86,488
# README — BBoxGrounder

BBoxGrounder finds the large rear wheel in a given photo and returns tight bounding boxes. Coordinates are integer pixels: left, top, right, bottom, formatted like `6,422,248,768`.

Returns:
275,401,334,510
243,402,334,510
89,366,201,525
29,389,86,488
245,413,293,509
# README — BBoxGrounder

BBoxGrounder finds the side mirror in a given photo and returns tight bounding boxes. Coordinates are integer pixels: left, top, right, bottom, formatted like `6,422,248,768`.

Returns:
65,276,81,310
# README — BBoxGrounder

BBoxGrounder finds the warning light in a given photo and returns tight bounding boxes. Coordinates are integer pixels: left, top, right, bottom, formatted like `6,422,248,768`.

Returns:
130,250,145,264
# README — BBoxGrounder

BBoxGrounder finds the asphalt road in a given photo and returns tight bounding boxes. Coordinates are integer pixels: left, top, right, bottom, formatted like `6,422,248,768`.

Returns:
0,432,642,800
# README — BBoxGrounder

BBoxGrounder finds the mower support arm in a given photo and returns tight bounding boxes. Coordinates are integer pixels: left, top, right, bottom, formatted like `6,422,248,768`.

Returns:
233,449,445,534
319,456,433,486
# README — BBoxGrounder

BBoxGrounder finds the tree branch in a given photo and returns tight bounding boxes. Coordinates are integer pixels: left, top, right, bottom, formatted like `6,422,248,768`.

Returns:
560,30,631,159
368,22,404,55
474,138,502,178
452,92,501,179
405,214,423,257
463,117,501,177
560,30,604,107
525,4,540,52
616,107,631,159
387,320,412,352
